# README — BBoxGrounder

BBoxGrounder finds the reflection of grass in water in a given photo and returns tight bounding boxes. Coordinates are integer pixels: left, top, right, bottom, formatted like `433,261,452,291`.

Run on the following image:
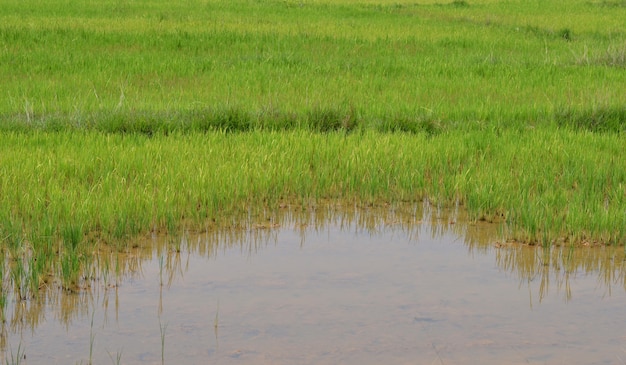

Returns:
214,300,220,332
214,299,220,350
159,319,167,365
431,342,446,365
89,311,95,365
0,205,625,359
106,350,123,365
495,244,626,304
3,343,25,365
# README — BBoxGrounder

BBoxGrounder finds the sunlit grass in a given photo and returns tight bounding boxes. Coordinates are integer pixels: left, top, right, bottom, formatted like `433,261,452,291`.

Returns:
1,129,624,248
1,0,624,131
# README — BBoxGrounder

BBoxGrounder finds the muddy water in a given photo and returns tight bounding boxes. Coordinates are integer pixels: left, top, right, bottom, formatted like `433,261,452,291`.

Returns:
2,205,626,364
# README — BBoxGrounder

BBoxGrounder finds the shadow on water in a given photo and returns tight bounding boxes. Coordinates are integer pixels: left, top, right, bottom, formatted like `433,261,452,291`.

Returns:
1,202,626,363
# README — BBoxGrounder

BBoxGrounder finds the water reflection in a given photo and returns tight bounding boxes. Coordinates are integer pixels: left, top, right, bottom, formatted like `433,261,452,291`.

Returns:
1,202,626,361
497,244,626,304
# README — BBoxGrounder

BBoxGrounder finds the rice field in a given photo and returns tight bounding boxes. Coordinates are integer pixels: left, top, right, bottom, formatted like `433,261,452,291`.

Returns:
0,0,625,297
1,0,625,132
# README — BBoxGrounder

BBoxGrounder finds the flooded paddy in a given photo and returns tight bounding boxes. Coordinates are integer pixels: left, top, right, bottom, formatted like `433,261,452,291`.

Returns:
2,204,626,364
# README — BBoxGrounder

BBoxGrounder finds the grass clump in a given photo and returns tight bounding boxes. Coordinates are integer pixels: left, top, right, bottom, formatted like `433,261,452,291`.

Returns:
449,0,470,8
306,106,359,132
555,106,626,132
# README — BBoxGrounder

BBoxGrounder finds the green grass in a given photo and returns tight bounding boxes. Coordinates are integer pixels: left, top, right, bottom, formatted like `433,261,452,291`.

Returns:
0,0,625,295
1,130,624,246
1,0,625,132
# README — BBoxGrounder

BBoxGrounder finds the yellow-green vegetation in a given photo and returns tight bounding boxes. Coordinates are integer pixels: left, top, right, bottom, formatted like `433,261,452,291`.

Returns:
1,130,624,243
1,0,625,131
0,0,625,298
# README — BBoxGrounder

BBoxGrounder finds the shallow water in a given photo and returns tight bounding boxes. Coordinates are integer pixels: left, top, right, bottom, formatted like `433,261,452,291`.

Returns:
2,206,626,364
